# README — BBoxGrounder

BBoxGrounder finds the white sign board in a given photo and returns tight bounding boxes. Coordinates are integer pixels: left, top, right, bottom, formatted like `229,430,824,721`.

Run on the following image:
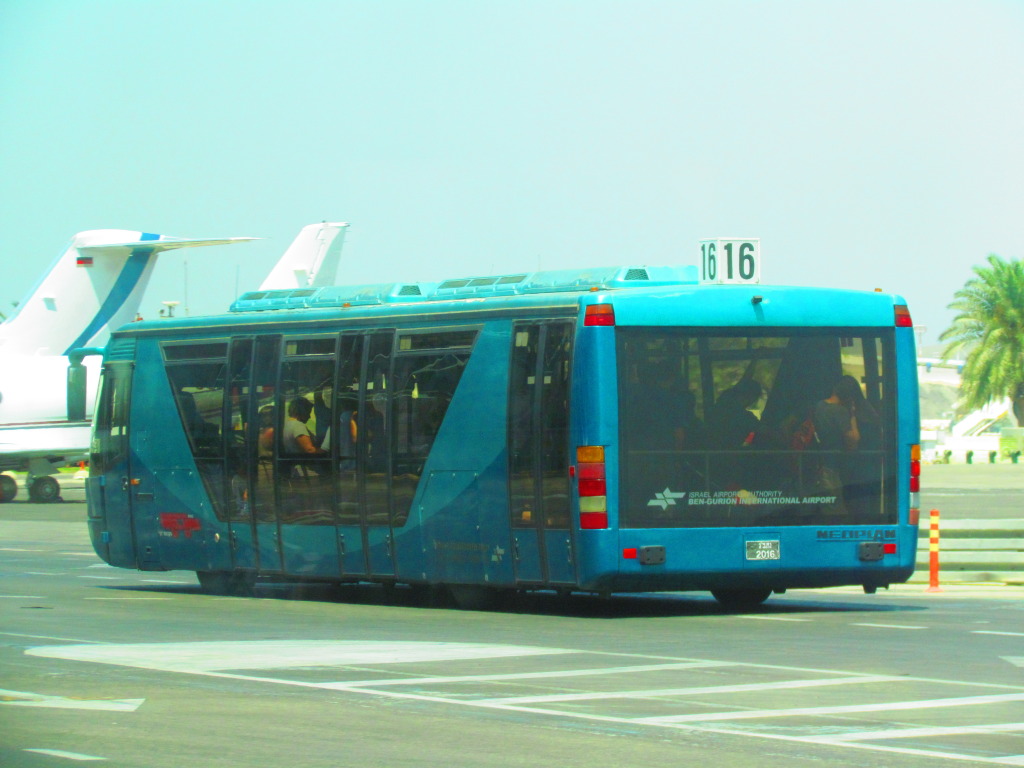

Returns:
699,238,761,284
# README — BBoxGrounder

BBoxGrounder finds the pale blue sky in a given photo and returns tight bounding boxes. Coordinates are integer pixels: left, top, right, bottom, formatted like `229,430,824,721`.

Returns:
2,0,1022,343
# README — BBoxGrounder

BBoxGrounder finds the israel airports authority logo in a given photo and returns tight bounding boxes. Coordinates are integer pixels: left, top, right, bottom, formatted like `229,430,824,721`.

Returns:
647,488,686,509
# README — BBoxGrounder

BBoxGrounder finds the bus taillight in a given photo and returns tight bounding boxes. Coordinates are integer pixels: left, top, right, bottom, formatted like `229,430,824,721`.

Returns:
584,303,615,326
895,305,913,327
909,444,921,525
577,445,608,529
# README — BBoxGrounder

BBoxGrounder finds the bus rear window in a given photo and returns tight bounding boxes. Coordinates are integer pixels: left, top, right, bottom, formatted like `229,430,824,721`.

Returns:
617,328,896,528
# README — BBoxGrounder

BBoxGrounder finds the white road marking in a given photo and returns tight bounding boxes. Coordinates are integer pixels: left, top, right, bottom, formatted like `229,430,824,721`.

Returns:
25,749,107,761
735,616,812,622
807,721,1024,743
1,688,143,712
83,597,173,601
474,674,903,705
335,661,732,688
851,622,928,630
1004,657,1024,667
637,692,1024,724
977,631,1024,637
0,631,100,643
24,640,1024,766
0,595,46,599
27,640,574,672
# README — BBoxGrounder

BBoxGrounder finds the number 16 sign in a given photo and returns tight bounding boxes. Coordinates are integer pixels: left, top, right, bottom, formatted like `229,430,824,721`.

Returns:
699,238,761,285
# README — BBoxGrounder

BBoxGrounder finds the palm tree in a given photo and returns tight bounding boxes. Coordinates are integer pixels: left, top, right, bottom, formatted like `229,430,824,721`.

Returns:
940,254,1024,425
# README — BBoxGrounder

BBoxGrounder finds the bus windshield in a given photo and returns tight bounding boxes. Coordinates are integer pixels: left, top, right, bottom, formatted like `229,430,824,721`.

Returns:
618,327,897,528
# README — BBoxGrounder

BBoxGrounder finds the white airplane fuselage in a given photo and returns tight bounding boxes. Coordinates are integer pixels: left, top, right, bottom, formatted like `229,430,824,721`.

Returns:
0,354,101,467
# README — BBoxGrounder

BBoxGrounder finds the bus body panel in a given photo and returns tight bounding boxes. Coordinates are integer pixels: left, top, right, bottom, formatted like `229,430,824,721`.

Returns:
87,273,920,601
396,322,513,585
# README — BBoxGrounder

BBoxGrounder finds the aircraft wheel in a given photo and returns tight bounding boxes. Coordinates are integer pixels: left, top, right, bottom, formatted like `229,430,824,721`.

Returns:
0,474,16,503
29,476,61,503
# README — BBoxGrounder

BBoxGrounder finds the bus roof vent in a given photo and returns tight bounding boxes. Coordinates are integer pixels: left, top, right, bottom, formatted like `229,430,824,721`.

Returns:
228,265,701,312
435,274,527,297
230,289,317,311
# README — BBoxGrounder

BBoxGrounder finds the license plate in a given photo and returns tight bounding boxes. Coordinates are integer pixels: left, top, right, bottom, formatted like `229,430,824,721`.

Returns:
746,540,780,560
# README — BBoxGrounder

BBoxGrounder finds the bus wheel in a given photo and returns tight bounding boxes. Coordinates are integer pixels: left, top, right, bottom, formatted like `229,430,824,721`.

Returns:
29,476,61,503
197,571,256,597
711,588,772,610
0,475,16,503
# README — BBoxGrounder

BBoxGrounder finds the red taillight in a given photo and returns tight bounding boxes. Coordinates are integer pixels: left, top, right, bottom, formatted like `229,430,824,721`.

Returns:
909,444,921,523
577,461,606,496
895,305,913,327
584,303,615,326
576,445,608,529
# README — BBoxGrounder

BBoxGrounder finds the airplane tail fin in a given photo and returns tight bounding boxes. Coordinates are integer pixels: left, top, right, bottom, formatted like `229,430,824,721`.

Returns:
0,229,256,357
259,222,349,291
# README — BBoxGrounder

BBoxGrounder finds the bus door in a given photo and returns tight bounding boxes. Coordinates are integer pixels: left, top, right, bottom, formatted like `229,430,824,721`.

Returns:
508,321,576,586
224,338,259,573
333,334,368,578
276,336,339,577
362,331,397,578
249,335,282,572
88,361,138,567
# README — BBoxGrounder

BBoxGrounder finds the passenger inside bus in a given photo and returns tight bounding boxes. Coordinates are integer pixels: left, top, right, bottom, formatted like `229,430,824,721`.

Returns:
706,378,764,450
282,397,324,456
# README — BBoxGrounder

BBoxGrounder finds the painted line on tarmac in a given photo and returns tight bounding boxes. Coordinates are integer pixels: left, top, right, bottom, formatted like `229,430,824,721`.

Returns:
0,631,102,644
851,622,928,630
25,748,107,761
83,597,174,601
334,661,732,688
735,615,811,622
1,688,143,712
976,631,1024,637
24,641,1024,766
473,674,903,705
637,692,1024,724
805,721,1024,744
27,640,576,673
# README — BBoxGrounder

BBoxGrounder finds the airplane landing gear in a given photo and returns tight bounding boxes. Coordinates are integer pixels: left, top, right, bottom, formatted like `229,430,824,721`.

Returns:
28,475,61,503
0,474,16,503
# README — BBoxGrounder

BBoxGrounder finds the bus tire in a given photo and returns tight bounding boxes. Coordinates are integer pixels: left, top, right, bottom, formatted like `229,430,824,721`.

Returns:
0,474,16,503
29,476,61,503
197,571,256,597
711,588,772,610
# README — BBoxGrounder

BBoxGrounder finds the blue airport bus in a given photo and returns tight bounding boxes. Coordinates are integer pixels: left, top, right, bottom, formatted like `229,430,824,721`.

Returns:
86,262,921,608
